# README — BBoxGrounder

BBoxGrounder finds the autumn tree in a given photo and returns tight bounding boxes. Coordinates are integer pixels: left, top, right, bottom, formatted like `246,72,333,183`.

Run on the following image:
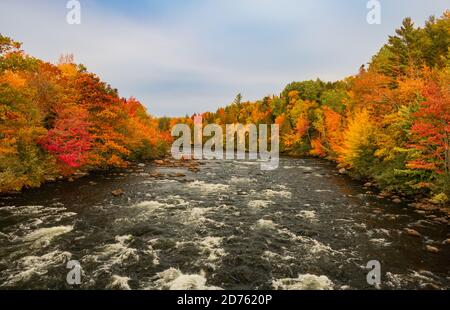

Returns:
408,71,450,175
0,34,169,192
39,106,91,171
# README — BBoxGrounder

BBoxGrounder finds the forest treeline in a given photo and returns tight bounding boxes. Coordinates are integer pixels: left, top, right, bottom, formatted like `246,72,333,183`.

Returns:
0,36,170,193
162,11,450,203
1,12,449,202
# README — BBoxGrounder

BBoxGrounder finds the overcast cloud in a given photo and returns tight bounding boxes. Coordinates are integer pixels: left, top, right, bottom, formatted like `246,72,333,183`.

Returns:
0,0,448,116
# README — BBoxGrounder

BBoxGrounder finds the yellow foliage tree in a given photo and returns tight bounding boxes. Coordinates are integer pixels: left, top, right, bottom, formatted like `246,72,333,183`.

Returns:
339,109,375,168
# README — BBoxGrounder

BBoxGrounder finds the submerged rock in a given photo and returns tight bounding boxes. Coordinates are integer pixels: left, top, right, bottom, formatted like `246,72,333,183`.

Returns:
149,173,164,178
379,191,391,198
425,245,439,254
403,228,421,237
73,172,88,179
111,189,125,197
432,217,448,225
167,173,186,178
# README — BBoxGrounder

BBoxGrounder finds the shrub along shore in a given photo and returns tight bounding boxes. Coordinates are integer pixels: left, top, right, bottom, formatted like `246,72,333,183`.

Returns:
1,12,449,213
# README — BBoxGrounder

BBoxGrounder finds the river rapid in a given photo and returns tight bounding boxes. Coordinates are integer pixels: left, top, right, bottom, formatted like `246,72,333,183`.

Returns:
0,157,449,290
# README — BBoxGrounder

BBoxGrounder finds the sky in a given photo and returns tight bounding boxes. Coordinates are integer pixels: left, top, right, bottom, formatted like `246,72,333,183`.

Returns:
0,0,448,116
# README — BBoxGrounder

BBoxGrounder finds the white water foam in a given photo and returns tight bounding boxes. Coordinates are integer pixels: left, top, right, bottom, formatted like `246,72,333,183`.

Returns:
142,179,179,185
297,166,315,171
159,195,191,207
248,200,273,209
1,205,51,215
1,206,76,240
185,207,212,224
175,236,226,270
253,219,278,230
366,228,391,238
261,189,292,199
187,181,230,192
82,235,141,276
369,238,392,247
134,201,169,211
198,237,226,262
229,177,255,184
1,250,72,287
107,275,131,290
262,251,295,263
296,210,317,221
150,268,223,290
252,218,334,255
145,243,160,266
385,270,445,289
22,226,73,248
269,220,335,255
272,274,334,290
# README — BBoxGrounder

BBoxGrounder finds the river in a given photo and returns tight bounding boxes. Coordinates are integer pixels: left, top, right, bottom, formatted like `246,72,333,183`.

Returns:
0,157,449,289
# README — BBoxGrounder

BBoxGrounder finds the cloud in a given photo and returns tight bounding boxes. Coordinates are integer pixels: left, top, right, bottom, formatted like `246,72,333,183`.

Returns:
0,0,448,116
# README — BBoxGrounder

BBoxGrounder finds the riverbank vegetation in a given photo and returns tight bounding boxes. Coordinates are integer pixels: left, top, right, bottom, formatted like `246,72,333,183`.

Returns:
1,12,449,203
192,12,450,203
0,36,170,193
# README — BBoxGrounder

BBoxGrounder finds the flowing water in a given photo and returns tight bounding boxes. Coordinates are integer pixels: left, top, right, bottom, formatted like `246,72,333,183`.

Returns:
0,157,449,290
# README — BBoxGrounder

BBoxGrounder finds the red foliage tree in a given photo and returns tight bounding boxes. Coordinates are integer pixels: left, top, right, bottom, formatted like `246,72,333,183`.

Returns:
408,75,450,174
39,106,92,168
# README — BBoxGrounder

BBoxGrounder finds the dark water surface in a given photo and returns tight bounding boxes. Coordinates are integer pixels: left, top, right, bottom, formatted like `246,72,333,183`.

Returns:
0,157,449,289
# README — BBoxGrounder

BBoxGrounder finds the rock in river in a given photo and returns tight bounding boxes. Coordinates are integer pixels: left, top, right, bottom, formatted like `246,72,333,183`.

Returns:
111,189,125,197
403,228,421,237
425,245,439,254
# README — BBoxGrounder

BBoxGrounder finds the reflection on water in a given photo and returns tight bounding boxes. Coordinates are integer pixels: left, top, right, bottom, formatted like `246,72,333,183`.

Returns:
0,157,449,289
